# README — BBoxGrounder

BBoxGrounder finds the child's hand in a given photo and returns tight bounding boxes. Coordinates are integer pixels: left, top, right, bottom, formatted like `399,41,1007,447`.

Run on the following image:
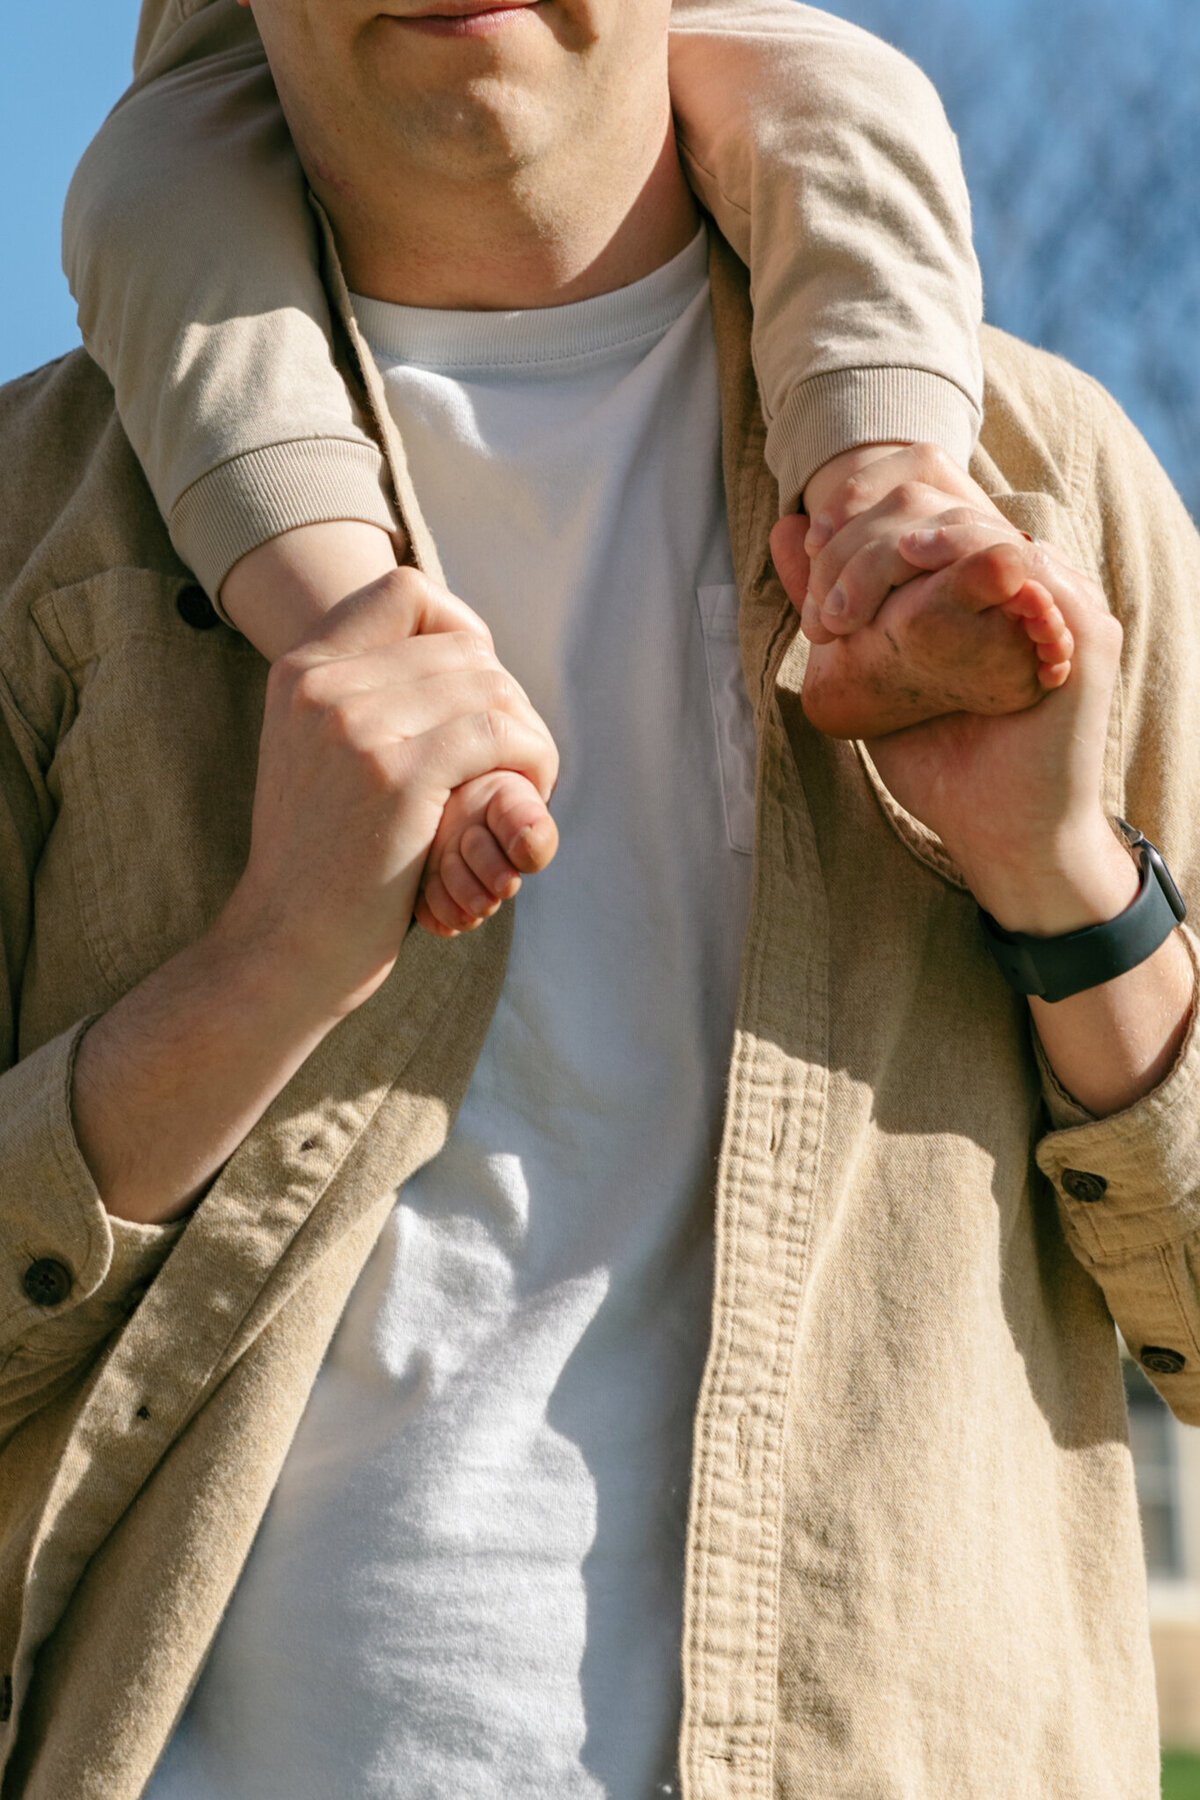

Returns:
414,771,559,939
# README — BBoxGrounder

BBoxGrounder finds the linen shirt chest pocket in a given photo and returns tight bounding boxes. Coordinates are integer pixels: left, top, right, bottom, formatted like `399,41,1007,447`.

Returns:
696,584,757,855
30,569,266,1006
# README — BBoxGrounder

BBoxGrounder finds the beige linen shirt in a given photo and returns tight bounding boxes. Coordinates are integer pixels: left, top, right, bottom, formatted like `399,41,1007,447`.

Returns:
2,238,1200,1799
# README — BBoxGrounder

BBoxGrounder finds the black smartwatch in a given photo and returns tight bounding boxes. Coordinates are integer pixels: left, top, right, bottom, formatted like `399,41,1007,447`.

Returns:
979,820,1186,1004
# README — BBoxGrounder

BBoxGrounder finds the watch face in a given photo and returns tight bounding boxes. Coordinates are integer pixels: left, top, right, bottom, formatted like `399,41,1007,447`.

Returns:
1146,842,1188,922
1115,819,1187,923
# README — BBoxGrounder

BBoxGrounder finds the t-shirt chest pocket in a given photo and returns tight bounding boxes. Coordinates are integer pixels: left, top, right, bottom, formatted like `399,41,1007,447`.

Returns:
696,584,757,856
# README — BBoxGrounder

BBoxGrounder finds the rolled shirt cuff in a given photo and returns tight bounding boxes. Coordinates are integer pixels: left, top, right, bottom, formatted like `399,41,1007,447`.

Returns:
0,1022,183,1342
1035,926,1200,1265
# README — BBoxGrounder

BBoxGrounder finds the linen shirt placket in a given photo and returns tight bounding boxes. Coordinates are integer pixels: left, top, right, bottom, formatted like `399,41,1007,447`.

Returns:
680,604,830,1800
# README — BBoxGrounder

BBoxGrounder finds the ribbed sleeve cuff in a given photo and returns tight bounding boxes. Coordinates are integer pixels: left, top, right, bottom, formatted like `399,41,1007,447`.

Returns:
768,367,982,514
1035,928,1200,1263
0,1023,182,1341
169,438,400,608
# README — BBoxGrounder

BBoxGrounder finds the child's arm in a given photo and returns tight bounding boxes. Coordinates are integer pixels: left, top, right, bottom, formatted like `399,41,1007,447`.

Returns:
64,0,983,618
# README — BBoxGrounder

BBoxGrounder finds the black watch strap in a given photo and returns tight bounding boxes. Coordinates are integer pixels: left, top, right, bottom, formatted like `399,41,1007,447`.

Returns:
979,820,1186,1004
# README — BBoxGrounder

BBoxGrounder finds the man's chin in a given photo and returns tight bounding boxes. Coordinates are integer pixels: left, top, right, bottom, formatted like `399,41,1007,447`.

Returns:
366,4,560,105
360,16,565,177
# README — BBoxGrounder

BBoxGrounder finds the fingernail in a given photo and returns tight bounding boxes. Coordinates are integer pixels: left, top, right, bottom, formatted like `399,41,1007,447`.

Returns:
906,529,939,550
807,515,834,551
824,583,847,618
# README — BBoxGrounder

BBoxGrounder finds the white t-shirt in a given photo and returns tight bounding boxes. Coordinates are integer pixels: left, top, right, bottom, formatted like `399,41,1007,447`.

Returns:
147,228,757,1800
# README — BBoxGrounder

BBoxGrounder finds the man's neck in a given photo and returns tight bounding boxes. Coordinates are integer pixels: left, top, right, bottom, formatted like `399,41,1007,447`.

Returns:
312,105,700,312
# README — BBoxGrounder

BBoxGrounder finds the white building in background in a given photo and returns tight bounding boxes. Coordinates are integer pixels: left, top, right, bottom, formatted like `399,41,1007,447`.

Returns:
1124,1351,1200,1747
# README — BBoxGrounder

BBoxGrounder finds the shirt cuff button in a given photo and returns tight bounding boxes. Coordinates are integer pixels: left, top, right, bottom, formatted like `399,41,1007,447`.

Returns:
1141,1347,1186,1376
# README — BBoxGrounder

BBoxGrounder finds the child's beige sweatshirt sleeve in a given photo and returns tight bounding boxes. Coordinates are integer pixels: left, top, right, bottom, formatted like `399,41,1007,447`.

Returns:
64,0,983,600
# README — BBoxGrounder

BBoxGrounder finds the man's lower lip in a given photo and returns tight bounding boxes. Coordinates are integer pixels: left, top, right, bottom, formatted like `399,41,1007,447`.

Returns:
387,5,536,36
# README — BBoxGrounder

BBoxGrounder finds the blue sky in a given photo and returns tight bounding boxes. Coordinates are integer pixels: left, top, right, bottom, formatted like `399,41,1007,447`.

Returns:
1,0,141,381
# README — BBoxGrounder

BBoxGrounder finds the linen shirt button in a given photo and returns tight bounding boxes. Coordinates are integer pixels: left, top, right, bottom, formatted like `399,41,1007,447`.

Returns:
23,1258,73,1307
1141,1347,1186,1376
176,586,219,630
1061,1169,1108,1204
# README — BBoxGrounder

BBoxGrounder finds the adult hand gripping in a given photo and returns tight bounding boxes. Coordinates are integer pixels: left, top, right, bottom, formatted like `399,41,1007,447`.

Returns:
221,566,560,1019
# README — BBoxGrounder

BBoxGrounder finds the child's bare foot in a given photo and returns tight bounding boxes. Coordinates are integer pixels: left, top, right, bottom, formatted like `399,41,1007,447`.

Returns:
414,770,559,938
800,539,1075,740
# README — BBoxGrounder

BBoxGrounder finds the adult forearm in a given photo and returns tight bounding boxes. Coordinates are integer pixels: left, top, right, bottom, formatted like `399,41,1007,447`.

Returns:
72,917,345,1225
970,823,1195,1119
1030,933,1194,1119
71,566,559,1225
